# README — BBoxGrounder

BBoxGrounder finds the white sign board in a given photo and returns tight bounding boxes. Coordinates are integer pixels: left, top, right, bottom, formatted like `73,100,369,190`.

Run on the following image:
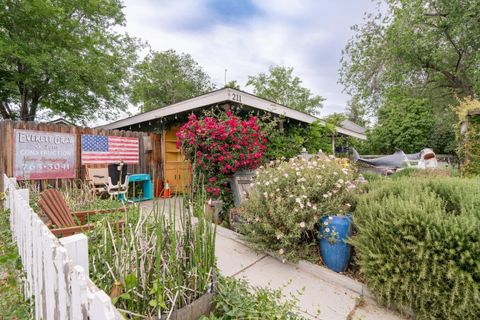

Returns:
14,129,76,180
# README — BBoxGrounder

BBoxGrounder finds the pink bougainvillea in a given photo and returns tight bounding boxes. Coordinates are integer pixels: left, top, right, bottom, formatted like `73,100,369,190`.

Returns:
177,111,267,199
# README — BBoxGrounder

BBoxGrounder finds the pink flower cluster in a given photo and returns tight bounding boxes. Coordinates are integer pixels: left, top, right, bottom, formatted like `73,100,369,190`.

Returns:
177,111,267,197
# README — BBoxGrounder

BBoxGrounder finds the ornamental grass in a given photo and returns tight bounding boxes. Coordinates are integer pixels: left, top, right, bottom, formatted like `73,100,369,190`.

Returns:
87,186,216,318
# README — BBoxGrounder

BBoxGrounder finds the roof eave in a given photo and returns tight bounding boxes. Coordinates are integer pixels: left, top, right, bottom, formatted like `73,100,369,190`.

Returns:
98,88,367,140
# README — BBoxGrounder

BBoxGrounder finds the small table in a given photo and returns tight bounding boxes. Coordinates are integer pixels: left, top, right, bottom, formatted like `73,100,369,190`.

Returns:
119,173,154,202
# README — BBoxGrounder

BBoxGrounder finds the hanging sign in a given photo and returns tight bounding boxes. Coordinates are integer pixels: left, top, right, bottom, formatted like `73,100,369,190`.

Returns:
14,129,76,180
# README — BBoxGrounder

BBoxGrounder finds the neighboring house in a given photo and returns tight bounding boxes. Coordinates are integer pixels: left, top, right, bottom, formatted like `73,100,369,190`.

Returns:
340,119,366,136
47,118,77,126
99,88,367,191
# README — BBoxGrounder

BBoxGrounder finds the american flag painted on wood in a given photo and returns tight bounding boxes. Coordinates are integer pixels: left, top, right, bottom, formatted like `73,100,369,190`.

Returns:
81,135,139,164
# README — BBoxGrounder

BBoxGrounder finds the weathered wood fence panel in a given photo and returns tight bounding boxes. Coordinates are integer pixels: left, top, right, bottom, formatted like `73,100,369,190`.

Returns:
0,120,162,197
3,174,123,320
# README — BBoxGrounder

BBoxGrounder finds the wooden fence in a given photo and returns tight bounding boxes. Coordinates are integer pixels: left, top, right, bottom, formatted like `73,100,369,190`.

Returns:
0,120,162,197
3,174,123,319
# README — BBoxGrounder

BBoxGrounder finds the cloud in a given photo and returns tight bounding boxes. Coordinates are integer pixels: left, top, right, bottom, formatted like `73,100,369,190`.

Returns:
121,0,377,117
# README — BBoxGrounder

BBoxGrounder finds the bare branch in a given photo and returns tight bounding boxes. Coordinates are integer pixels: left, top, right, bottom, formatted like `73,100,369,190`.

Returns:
424,13,448,17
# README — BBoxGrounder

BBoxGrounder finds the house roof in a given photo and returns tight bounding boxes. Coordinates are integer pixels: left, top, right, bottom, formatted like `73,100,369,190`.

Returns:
47,118,76,126
99,88,367,140
340,119,367,135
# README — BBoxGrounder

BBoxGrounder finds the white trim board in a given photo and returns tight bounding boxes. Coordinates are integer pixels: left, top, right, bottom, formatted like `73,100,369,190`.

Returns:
99,88,366,140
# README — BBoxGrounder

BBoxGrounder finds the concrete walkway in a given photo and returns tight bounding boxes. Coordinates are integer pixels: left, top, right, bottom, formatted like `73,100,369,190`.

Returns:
139,199,406,320
215,227,405,320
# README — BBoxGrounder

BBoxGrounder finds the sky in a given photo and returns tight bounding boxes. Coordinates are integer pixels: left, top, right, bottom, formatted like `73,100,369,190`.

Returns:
121,0,379,117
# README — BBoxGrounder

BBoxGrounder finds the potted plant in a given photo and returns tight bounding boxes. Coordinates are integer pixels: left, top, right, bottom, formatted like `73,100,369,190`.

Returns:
319,213,353,272
240,154,365,263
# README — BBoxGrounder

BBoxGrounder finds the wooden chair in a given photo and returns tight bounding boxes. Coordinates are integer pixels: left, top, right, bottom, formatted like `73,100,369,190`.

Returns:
38,189,125,237
85,166,110,195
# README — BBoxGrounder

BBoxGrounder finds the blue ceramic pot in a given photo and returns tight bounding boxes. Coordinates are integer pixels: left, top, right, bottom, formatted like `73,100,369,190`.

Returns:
319,214,352,272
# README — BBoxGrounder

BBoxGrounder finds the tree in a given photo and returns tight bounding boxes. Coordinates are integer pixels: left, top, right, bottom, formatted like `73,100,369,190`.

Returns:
130,50,216,112
0,0,138,122
324,113,346,126
340,0,480,153
225,80,240,89
345,97,368,127
340,0,480,112
366,89,435,154
246,65,324,115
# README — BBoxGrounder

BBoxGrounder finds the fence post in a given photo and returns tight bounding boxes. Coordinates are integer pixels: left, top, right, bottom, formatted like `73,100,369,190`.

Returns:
33,217,45,319
54,246,70,320
2,174,7,208
43,231,57,319
70,265,88,320
88,290,117,319
16,188,29,204
60,234,89,276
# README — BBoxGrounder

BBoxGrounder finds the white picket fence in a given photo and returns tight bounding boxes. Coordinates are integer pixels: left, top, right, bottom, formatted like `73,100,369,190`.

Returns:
3,174,123,320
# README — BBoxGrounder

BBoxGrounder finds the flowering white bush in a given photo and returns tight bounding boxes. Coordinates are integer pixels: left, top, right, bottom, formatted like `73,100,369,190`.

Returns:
241,155,365,262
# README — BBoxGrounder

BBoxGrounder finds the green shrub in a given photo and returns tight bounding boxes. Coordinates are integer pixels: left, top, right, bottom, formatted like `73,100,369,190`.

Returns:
264,120,334,161
241,156,364,261
201,277,306,320
359,171,385,183
352,177,480,319
455,98,480,176
391,167,455,179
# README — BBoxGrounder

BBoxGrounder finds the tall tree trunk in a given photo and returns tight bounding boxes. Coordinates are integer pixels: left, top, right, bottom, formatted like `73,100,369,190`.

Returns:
18,83,30,121
29,93,41,120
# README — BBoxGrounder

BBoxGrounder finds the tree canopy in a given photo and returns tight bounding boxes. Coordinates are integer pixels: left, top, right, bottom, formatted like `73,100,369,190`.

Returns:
224,80,240,90
345,96,368,127
340,0,480,153
0,0,138,122
366,89,435,154
130,50,216,112
246,65,324,115
340,0,480,112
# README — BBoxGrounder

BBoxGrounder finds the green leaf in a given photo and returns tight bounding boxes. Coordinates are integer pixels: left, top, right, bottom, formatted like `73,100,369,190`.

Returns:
149,300,157,307
124,273,137,290
119,293,131,300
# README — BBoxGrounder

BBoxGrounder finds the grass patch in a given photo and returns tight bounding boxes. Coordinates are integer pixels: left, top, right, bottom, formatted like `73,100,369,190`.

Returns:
0,209,33,319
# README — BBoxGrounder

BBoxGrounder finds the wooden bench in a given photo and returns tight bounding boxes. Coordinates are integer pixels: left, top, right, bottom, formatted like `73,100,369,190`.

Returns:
38,189,125,237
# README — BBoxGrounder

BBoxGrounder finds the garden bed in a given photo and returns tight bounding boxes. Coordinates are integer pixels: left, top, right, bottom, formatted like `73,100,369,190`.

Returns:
161,292,213,320
86,195,216,319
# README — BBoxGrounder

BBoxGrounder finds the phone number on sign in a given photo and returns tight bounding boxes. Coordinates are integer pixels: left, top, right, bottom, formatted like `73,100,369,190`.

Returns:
23,163,71,171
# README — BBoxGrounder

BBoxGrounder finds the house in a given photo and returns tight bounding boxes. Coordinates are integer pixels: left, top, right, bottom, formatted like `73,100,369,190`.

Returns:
99,88,367,191
340,119,366,136
47,118,77,126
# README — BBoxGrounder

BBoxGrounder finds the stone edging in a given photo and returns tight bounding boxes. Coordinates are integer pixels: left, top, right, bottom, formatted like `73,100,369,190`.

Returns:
295,260,372,299
215,225,372,299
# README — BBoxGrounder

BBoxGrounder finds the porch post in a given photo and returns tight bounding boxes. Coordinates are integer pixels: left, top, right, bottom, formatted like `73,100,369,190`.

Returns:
332,135,335,156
